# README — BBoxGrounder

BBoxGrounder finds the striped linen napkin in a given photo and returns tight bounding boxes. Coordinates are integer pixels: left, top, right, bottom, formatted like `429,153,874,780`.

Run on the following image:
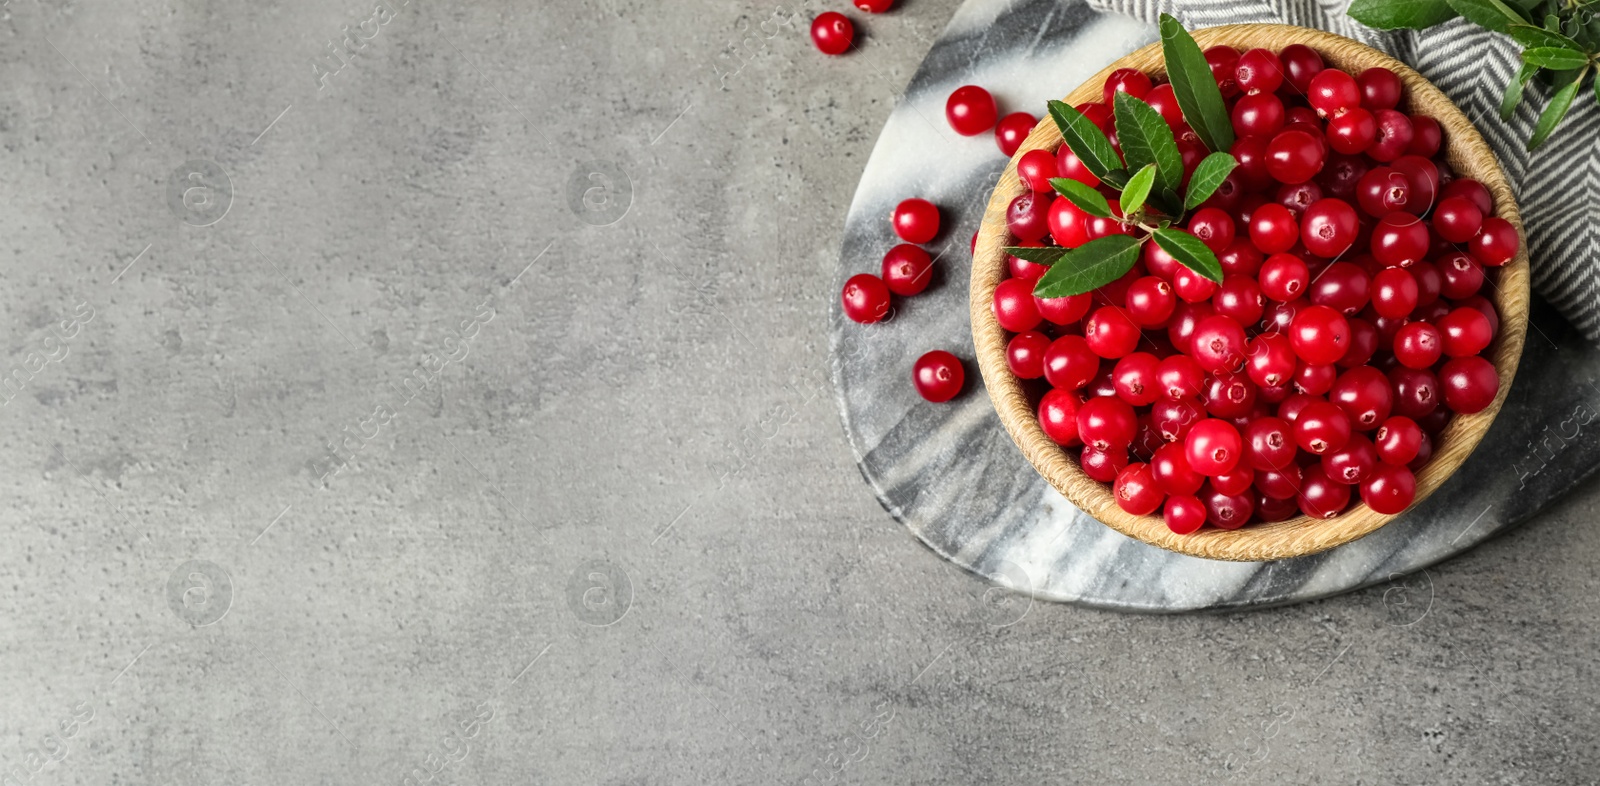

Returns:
1086,0,1600,341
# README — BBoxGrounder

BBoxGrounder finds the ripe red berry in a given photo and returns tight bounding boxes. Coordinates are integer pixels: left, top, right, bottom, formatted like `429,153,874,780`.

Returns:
1360,462,1416,514
1243,415,1297,471
1102,68,1153,105
810,13,854,55
1326,107,1377,155
1007,331,1051,379
1438,355,1499,413
1308,69,1361,117
1356,166,1410,217
1185,418,1242,475
1203,485,1255,528
1084,306,1143,359
1368,109,1414,162
892,198,940,243
1469,217,1519,267
1112,352,1163,407
1017,149,1057,192
1389,366,1441,420
913,350,964,402
1249,202,1299,254
1204,371,1257,419
1265,129,1326,185
1009,243,1048,281
1214,275,1265,326
1280,44,1324,92
1374,416,1424,465
1290,304,1349,365
1114,462,1165,514
945,85,997,136
1232,92,1286,138
1152,397,1205,443
1437,306,1493,357
1036,291,1093,325
1300,197,1359,257
1322,432,1378,484
1432,196,1484,244
1371,212,1430,267
1244,332,1295,389
1259,253,1309,302
1191,314,1247,373
1081,445,1130,482
993,277,1043,332
1188,207,1237,253
881,244,933,296
855,0,894,11
1441,178,1493,215
1357,67,1402,111
1294,400,1352,455
1370,267,1418,319
1039,388,1084,446
1044,335,1099,389
1296,465,1350,518
1164,494,1207,533
1256,465,1303,500
1144,84,1183,127
1204,45,1242,97
1006,191,1052,242
995,112,1036,157
841,273,891,323
1218,239,1265,277
1235,48,1285,95
1049,198,1092,248
1392,322,1442,369
1407,115,1442,157
1330,366,1393,430
1125,276,1177,327
1078,396,1138,450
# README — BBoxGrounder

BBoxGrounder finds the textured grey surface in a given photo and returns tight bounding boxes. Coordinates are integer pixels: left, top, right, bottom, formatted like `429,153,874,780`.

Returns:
1,0,1598,783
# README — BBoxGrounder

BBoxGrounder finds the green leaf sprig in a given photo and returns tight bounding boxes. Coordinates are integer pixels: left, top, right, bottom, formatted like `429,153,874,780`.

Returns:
1349,0,1600,150
1005,16,1238,299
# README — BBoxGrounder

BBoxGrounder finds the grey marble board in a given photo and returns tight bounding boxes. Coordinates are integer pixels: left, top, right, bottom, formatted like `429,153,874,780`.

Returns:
828,0,1600,612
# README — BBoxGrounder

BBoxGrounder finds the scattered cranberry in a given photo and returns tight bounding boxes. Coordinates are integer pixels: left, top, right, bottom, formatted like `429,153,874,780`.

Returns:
892,198,940,244
810,13,854,55
881,244,933,296
946,85,997,136
996,112,1037,157
855,0,894,12
913,351,964,402
842,274,890,323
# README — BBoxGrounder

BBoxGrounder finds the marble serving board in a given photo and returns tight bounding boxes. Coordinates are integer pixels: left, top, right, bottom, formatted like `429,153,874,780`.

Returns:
828,0,1600,612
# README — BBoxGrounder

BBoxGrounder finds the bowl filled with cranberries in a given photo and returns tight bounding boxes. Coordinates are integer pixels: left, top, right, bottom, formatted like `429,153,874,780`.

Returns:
970,19,1530,562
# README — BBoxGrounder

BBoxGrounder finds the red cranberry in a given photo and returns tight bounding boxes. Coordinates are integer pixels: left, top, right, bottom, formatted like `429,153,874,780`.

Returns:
1470,217,1519,267
1144,84,1183,127
882,244,933,296
1407,431,1434,470
1214,275,1265,326
1218,239,1265,277
1036,292,1093,325
892,198,940,244
1392,156,1439,215
1168,301,1215,354
1211,464,1255,496
1393,322,1442,369
1297,465,1351,518
810,13,854,55
1199,486,1252,529
1438,356,1498,414
1300,198,1359,257
1356,166,1409,217
1204,371,1257,419
1294,400,1352,455
1411,260,1443,305
1259,253,1309,302
1322,432,1378,484
1152,397,1205,443
1407,115,1442,157
1440,178,1493,215
946,85,997,136
1294,363,1338,396
1164,494,1208,534
993,277,1042,332
1078,396,1138,450
1289,304,1350,365
1308,69,1361,117
913,351,964,402
1039,388,1084,446
1320,153,1371,200
1280,44,1324,92
1339,318,1380,368
1043,335,1099,389
1389,366,1441,419
1374,416,1424,465
1113,352,1163,406
1125,277,1177,327
1257,494,1299,521
1233,92,1285,138
1173,265,1220,303
1277,181,1324,217
1360,463,1416,514
1191,314,1248,373
1455,295,1499,336
1371,212,1430,267
1357,67,1402,110
1330,366,1392,430
1185,419,1242,475
1017,149,1057,192
1266,128,1326,184
1244,332,1294,388
1370,267,1417,319
1256,464,1303,499
1009,243,1049,282
1432,196,1484,244
1326,107,1376,154
1368,109,1414,162
1114,462,1165,514
1236,48,1285,94
1205,45,1243,97
1242,416,1297,471
1155,355,1206,400
996,112,1037,157
1006,192,1052,242
842,274,891,323
1188,207,1238,254
1102,68,1153,105
1081,445,1129,482
1048,198,1092,248
1437,307,1492,357
1231,136,1273,190
1007,331,1050,379
1249,202,1300,254
855,0,894,12
1084,306,1142,359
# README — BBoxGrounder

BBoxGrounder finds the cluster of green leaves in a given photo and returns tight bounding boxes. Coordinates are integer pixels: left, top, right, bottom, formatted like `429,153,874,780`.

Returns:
1005,15,1239,299
1349,0,1600,149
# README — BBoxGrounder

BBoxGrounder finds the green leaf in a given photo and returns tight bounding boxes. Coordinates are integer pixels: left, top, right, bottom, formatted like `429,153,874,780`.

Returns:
1151,228,1223,284
1113,93,1185,195
1445,0,1527,32
1049,177,1113,218
1121,164,1157,216
1522,46,1590,70
1183,152,1239,210
1047,100,1124,185
1032,235,1145,298
1529,64,1587,149
1508,22,1583,48
1158,14,1235,153
1347,0,1459,29
1003,245,1070,265
1500,61,1539,120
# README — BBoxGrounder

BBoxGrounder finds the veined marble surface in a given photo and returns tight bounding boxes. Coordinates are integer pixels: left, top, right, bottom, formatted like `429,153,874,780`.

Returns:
829,0,1600,611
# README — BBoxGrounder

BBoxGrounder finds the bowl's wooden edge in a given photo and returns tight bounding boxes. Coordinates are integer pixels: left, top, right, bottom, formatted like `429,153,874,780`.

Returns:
970,24,1532,562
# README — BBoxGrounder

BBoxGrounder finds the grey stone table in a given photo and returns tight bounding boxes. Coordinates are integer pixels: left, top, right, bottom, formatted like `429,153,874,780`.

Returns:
3,0,1599,783
831,0,1600,611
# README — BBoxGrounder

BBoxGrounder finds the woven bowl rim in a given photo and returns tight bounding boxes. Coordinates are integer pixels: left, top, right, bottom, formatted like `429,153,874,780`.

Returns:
970,24,1531,562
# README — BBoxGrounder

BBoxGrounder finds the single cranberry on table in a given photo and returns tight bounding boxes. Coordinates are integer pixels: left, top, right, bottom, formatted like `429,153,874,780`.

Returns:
892,198,940,244
855,0,894,10
995,112,1037,156
881,244,933,296
810,13,854,55
945,85,997,136
913,350,965,402
841,273,891,323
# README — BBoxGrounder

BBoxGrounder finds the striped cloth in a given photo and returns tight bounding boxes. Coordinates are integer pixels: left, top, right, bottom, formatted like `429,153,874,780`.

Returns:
1086,0,1600,341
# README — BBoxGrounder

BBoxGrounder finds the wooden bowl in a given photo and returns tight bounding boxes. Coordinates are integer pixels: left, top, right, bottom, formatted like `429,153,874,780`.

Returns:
971,24,1530,562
